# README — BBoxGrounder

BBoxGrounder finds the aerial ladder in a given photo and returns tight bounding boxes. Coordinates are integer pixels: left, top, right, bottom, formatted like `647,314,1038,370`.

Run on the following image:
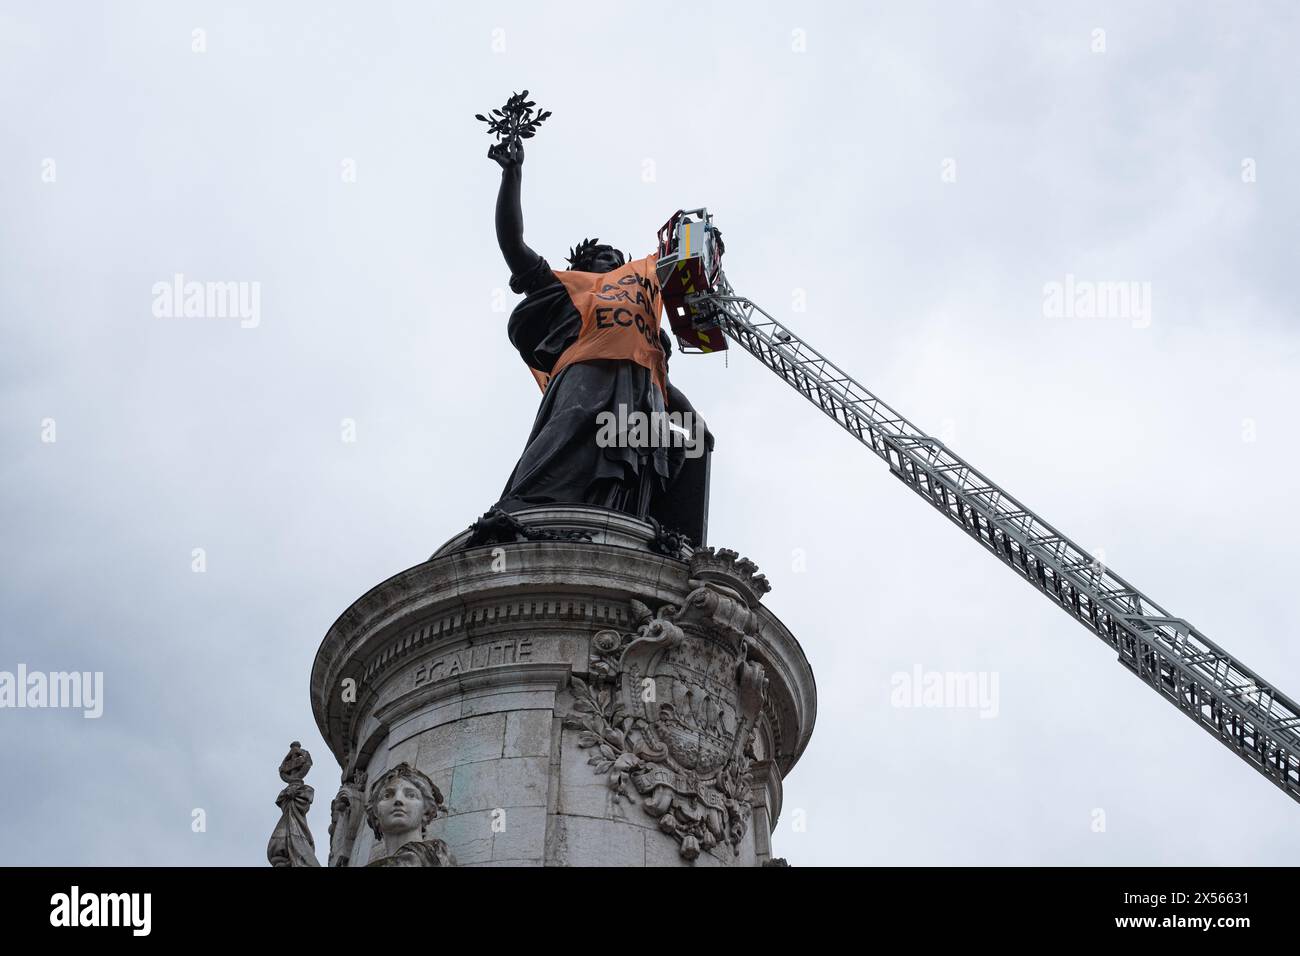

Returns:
655,207,1300,806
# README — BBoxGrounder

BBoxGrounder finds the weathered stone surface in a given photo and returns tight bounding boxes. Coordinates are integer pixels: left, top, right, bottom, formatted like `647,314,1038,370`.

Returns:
548,814,647,867
312,506,816,866
504,710,553,759
402,804,549,867
412,714,507,771
489,805,547,862
644,827,724,867
420,809,494,866
450,756,549,812
556,733,626,821
460,688,558,719
387,701,469,744
388,735,419,769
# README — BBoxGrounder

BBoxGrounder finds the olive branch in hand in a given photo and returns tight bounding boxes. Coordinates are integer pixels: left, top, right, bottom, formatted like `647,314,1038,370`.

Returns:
475,90,551,148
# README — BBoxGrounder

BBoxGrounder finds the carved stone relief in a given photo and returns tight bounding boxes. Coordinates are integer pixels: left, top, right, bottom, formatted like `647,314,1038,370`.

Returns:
563,558,770,862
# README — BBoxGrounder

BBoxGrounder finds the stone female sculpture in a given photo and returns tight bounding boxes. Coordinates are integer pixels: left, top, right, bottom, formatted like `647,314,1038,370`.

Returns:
363,763,455,867
267,741,320,867
327,770,366,867
480,92,712,540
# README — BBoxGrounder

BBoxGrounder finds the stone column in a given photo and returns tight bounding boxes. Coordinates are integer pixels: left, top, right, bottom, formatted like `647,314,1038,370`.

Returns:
311,506,816,867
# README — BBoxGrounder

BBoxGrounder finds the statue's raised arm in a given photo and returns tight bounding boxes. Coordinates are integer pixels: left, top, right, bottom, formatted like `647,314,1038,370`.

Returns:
490,139,538,278
477,92,551,278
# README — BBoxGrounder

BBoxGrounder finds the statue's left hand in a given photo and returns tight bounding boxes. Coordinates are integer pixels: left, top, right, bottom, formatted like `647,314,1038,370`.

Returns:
488,139,525,171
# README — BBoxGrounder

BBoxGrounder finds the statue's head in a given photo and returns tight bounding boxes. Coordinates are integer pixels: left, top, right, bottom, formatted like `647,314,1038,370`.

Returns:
567,237,626,273
365,763,444,839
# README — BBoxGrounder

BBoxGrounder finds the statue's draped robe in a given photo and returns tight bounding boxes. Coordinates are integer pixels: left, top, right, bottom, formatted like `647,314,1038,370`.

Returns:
366,838,455,867
267,783,320,867
496,256,684,517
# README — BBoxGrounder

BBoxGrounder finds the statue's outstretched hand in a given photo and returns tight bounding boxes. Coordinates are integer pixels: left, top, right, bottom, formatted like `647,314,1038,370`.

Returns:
488,139,524,171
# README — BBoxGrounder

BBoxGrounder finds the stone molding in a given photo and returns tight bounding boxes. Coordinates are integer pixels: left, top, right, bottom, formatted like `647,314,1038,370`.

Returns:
311,506,816,866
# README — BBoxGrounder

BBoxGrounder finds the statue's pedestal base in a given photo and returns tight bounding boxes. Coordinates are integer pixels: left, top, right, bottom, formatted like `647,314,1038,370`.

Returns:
312,506,816,867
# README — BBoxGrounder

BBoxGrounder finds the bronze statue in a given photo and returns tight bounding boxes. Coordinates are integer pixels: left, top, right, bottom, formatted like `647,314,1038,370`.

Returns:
481,92,712,543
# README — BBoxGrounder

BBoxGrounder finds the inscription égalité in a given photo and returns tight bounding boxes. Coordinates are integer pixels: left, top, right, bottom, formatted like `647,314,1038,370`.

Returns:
412,638,534,688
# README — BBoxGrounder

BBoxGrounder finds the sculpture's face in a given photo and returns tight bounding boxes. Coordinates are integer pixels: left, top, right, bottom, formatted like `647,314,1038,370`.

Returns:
585,249,625,273
374,777,427,834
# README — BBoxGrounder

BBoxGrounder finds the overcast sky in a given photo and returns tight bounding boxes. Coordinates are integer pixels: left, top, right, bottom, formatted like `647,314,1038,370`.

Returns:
2,0,1298,866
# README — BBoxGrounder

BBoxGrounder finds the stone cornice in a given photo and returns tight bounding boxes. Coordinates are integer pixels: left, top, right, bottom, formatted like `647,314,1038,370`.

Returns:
312,507,816,788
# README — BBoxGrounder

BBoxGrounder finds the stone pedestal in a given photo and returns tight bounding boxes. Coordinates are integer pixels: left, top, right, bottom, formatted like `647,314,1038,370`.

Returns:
311,506,816,867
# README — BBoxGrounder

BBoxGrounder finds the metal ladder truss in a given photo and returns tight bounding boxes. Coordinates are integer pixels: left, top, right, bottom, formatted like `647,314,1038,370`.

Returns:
695,277,1300,805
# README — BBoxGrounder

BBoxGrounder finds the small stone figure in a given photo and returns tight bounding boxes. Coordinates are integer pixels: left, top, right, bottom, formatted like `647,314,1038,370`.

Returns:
327,770,367,867
267,741,321,867
364,763,455,867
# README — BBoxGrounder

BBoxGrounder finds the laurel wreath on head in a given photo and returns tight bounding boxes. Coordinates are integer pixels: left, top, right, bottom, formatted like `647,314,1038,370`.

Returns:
566,238,627,269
